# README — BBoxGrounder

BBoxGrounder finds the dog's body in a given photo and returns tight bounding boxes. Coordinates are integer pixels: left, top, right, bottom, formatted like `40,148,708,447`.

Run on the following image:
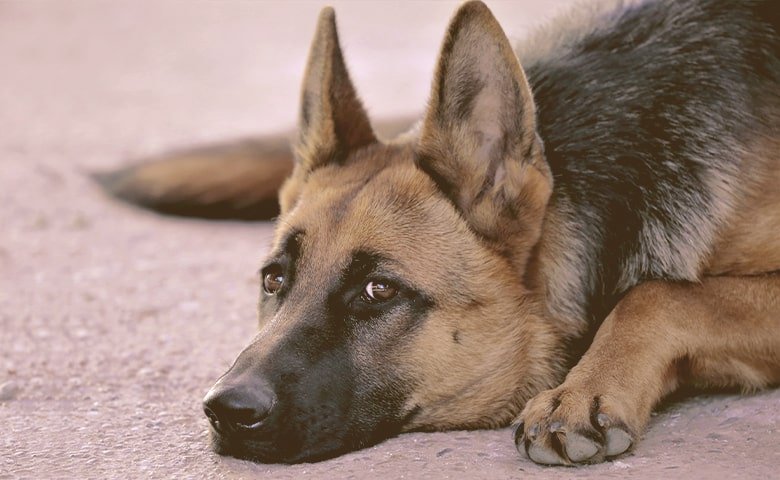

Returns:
521,0,780,337
100,0,780,466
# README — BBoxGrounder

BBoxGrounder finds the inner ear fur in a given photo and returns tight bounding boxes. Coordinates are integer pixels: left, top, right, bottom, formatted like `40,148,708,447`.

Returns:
295,7,376,173
417,1,552,261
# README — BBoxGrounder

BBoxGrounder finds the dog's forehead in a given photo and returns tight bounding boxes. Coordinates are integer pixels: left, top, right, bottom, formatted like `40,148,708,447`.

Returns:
271,152,480,280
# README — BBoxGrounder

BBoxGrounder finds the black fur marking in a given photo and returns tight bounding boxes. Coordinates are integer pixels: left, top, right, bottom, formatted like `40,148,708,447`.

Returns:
513,422,525,446
223,245,423,463
589,395,603,432
575,424,605,446
261,230,305,305
524,0,779,330
434,6,479,123
550,394,562,413
415,152,457,203
343,250,389,283
549,431,569,463
300,91,312,132
451,75,484,123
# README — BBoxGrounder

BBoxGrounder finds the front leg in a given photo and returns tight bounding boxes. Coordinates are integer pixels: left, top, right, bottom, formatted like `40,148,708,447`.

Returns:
515,275,780,465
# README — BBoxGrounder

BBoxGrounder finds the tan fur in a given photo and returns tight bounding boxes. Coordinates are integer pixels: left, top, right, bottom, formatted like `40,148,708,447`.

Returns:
519,275,780,464
96,134,294,217
707,136,780,275
124,139,292,203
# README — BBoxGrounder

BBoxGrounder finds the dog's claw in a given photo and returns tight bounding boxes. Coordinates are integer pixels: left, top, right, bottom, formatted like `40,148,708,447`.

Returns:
512,422,525,443
596,413,610,428
548,421,564,433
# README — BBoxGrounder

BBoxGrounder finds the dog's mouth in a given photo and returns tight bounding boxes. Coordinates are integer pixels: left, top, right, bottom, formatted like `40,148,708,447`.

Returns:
209,430,280,463
208,428,320,464
207,418,407,464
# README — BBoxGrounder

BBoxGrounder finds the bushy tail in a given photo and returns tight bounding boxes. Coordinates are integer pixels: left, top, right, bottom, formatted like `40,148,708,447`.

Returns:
94,118,417,220
94,133,294,220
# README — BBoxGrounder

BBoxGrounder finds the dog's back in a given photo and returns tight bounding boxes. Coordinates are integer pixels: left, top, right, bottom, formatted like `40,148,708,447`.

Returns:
520,0,780,328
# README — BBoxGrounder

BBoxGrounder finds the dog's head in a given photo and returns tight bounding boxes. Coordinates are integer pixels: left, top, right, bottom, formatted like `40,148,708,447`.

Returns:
204,1,560,463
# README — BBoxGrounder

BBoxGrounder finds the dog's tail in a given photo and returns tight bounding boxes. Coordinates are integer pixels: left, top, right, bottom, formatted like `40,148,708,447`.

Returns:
93,133,295,220
93,117,417,220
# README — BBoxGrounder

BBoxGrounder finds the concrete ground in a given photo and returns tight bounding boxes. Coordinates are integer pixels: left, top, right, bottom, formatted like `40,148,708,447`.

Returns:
1,1,778,478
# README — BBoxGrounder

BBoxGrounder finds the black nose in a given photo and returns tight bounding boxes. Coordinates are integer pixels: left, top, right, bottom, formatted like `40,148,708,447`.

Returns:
203,381,276,434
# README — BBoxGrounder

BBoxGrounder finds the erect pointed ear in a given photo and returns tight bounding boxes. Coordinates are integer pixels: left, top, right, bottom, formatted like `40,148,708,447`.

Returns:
294,7,377,172
417,1,551,260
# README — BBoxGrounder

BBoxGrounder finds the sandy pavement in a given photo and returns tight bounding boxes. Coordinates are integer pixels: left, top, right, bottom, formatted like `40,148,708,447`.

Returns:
1,1,778,478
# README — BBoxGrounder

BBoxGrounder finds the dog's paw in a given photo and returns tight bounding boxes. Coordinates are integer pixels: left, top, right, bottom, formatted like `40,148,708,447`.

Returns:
513,385,637,465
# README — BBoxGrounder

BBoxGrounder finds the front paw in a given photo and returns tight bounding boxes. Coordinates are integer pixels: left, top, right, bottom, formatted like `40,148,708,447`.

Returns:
514,385,639,465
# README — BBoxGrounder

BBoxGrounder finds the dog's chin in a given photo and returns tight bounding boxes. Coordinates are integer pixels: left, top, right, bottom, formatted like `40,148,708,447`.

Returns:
208,428,357,465
209,431,287,463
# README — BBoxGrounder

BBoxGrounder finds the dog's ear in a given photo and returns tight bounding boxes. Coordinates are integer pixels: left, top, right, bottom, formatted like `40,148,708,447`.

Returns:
417,1,551,260
294,7,376,172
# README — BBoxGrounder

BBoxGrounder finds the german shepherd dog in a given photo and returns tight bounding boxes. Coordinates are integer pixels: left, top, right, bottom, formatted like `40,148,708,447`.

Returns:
98,0,780,466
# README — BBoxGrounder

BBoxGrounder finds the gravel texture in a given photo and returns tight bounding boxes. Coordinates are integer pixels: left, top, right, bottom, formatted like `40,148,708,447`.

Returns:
1,1,778,478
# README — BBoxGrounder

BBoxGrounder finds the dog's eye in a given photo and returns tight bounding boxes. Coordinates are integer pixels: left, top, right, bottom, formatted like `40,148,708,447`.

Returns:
262,265,284,295
361,281,397,303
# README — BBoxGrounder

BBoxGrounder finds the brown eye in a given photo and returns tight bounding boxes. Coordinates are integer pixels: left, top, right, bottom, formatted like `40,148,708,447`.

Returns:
361,281,397,303
262,266,284,295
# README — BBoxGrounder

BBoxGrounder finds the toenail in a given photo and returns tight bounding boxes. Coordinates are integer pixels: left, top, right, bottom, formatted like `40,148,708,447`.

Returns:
549,421,564,433
597,413,610,427
513,422,525,441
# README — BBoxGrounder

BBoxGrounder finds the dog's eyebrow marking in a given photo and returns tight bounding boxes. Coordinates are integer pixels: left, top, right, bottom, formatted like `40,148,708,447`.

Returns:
267,228,304,261
343,249,390,281
265,229,305,296
283,229,305,262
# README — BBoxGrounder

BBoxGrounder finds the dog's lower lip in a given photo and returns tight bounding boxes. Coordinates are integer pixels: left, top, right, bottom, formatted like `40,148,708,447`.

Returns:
211,430,280,462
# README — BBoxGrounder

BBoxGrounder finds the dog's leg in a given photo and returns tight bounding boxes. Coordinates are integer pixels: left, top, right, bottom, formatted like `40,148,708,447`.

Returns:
515,274,780,465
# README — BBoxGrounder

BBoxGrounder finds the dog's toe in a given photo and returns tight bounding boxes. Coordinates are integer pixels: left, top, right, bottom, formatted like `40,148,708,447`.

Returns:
515,426,598,465
514,386,639,466
526,441,566,465
564,432,599,462
605,427,632,456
